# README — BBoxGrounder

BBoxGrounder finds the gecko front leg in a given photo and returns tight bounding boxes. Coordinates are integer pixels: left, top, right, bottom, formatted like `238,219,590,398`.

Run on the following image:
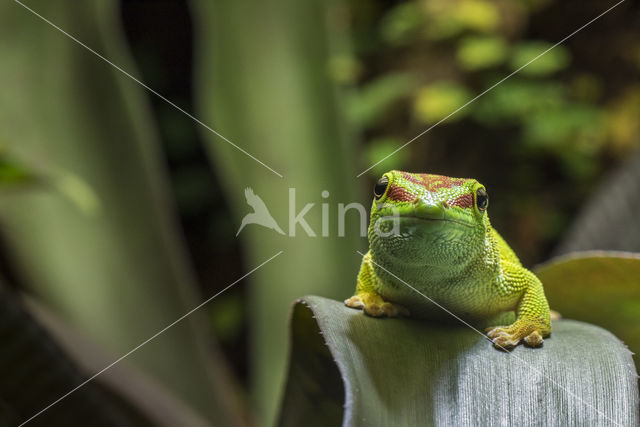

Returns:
487,267,551,350
345,251,409,318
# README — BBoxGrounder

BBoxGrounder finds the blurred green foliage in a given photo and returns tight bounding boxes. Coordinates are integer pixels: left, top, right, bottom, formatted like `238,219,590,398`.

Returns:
456,36,507,71
414,81,472,122
509,42,570,76
346,0,640,264
347,73,417,126
363,136,410,176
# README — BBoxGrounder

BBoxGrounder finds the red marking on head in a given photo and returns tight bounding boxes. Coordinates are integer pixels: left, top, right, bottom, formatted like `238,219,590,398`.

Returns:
400,172,426,187
450,193,474,209
401,173,465,191
387,184,417,202
419,174,466,191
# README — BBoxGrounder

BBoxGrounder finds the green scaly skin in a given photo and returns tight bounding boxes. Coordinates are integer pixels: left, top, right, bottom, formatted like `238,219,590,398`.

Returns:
345,170,551,349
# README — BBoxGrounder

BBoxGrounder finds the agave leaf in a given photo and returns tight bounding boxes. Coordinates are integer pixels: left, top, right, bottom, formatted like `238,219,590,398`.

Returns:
279,295,638,426
0,285,137,426
22,294,210,427
535,251,640,365
0,2,244,423
191,0,363,422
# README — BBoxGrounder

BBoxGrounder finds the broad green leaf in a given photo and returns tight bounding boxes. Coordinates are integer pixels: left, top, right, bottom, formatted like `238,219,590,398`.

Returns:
509,42,570,76
413,81,472,123
23,293,211,427
279,296,638,426
52,171,101,215
0,285,137,426
192,0,364,422
0,2,243,424
535,251,640,366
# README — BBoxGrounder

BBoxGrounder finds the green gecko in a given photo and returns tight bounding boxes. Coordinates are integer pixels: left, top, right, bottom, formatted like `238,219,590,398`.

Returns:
345,170,551,349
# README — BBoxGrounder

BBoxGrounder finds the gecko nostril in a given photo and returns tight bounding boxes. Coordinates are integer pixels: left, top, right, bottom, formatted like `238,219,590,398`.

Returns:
442,201,449,209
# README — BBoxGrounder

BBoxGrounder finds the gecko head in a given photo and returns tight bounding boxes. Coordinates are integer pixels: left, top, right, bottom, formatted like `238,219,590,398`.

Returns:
368,170,490,267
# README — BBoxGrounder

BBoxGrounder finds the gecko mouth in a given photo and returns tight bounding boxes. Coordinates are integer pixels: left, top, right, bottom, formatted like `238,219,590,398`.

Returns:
377,215,474,228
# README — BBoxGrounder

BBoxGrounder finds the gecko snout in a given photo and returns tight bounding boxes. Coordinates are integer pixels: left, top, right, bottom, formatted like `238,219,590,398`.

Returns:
413,199,446,220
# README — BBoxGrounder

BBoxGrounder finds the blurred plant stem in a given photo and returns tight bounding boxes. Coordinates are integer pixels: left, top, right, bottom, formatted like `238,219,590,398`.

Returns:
0,1,243,425
191,0,363,424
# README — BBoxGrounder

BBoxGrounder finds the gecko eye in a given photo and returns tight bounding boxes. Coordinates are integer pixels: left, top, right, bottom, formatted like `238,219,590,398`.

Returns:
374,176,389,199
476,188,489,211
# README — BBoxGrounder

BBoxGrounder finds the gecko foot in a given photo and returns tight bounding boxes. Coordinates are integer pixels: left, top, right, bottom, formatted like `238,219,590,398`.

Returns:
486,319,550,350
344,293,409,317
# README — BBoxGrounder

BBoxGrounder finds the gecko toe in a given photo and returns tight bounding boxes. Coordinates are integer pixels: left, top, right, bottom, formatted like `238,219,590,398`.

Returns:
364,304,384,317
486,326,508,340
380,302,410,317
491,334,518,350
346,293,407,318
344,296,365,309
524,330,544,347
